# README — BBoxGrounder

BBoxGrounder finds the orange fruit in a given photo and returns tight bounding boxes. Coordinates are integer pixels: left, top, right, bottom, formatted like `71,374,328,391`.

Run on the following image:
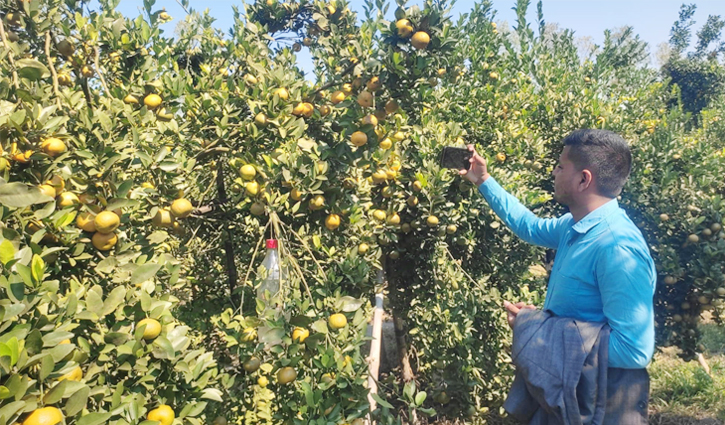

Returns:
411,31,430,49
277,367,297,384
385,99,399,114
361,114,378,127
76,212,97,232
350,131,368,147
170,198,193,218
243,357,261,373
147,405,174,425
21,407,63,425
57,365,82,382
39,184,56,198
152,208,174,227
396,19,414,38
94,211,120,233
331,90,346,104
57,192,79,208
328,313,347,330
92,231,117,250
41,138,67,157
357,91,373,108
138,318,162,340
325,214,341,230
144,94,162,109
309,195,325,211
292,327,309,343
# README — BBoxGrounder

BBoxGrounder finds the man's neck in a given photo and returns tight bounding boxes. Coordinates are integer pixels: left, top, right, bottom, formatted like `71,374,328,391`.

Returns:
569,195,615,222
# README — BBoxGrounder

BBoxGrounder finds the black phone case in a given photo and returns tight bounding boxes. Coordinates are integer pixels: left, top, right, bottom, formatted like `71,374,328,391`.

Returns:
439,147,472,170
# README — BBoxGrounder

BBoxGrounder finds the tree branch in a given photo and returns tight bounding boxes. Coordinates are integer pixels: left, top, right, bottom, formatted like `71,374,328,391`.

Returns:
308,59,359,98
93,45,110,95
0,20,20,89
216,166,240,307
45,32,62,107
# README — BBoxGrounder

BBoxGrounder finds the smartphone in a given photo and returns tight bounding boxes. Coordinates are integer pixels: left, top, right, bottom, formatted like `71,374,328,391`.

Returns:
439,146,472,170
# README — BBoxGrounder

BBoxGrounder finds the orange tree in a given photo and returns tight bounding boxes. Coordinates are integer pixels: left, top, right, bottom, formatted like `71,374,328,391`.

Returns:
374,0,725,420
0,0,477,423
3,0,725,424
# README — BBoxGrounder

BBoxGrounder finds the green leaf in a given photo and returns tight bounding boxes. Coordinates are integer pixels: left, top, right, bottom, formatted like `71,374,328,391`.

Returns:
339,296,364,312
31,254,45,284
0,304,25,322
0,401,25,424
40,354,55,381
49,344,74,362
65,385,90,416
151,335,175,359
300,381,314,406
95,256,118,274
24,329,43,355
0,183,54,208
415,391,427,406
104,332,130,346
101,286,126,316
0,338,19,366
0,386,10,399
16,59,50,81
76,412,113,425
311,319,328,334
131,263,162,285
42,331,75,347
96,110,112,133
43,380,85,404
200,388,223,402
0,240,15,265
372,393,393,409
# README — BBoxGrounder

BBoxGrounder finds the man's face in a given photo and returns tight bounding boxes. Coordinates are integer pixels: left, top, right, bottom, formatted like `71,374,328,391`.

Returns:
552,146,581,206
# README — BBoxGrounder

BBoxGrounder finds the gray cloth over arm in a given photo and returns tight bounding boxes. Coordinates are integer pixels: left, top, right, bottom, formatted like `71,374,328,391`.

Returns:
504,309,610,425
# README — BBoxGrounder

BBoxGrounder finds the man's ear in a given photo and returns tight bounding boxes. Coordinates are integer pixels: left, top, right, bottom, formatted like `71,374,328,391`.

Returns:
579,169,594,192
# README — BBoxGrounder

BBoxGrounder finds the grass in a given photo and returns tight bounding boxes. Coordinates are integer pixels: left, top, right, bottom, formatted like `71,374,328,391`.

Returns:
648,323,725,424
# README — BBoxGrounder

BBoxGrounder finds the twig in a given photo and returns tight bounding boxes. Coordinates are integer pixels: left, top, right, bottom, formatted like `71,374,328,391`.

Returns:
44,32,62,107
445,247,488,292
239,219,272,298
93,45,110,95
0,20,20,89
278,219,327,277
308,60,359,98
275,216,318,313
174,0,191,15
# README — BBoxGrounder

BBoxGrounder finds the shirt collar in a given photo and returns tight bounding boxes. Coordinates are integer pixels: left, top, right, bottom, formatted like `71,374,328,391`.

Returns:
571,198,620,234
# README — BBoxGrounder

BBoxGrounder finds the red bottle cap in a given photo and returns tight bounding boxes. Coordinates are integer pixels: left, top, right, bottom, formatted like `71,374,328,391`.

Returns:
266,239,278,249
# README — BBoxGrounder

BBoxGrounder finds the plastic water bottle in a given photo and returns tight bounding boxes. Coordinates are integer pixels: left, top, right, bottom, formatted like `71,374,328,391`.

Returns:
257,239,282,304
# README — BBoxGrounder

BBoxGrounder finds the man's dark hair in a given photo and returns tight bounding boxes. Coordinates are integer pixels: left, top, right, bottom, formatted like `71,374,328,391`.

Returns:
563,129,632,198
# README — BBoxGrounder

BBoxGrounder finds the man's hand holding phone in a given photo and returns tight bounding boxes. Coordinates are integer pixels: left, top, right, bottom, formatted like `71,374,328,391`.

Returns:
459,145,490,186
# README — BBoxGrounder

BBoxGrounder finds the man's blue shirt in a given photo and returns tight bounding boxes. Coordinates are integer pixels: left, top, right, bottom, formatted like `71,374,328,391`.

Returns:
479,177,656,369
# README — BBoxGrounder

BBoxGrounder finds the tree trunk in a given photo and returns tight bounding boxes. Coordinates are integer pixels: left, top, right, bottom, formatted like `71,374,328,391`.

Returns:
215,167,240,307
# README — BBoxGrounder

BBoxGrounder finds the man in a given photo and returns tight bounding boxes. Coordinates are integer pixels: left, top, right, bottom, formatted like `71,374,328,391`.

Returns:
460,129,656,423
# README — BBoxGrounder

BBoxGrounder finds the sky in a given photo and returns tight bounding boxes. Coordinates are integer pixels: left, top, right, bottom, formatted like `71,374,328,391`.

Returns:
93,0,724,77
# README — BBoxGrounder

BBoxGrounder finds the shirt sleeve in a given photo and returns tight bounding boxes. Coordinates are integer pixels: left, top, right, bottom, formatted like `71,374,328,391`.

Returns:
596,244,656,369
478,177,569,249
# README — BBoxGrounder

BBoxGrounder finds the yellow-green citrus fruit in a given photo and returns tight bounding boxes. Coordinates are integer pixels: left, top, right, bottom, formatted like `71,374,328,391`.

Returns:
144,94,162,109
21,407,63,425
94,211,120,233
170,198,193,218
329,313,347,330
147,405,174,425
277,367,297,384
138,318,162,341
